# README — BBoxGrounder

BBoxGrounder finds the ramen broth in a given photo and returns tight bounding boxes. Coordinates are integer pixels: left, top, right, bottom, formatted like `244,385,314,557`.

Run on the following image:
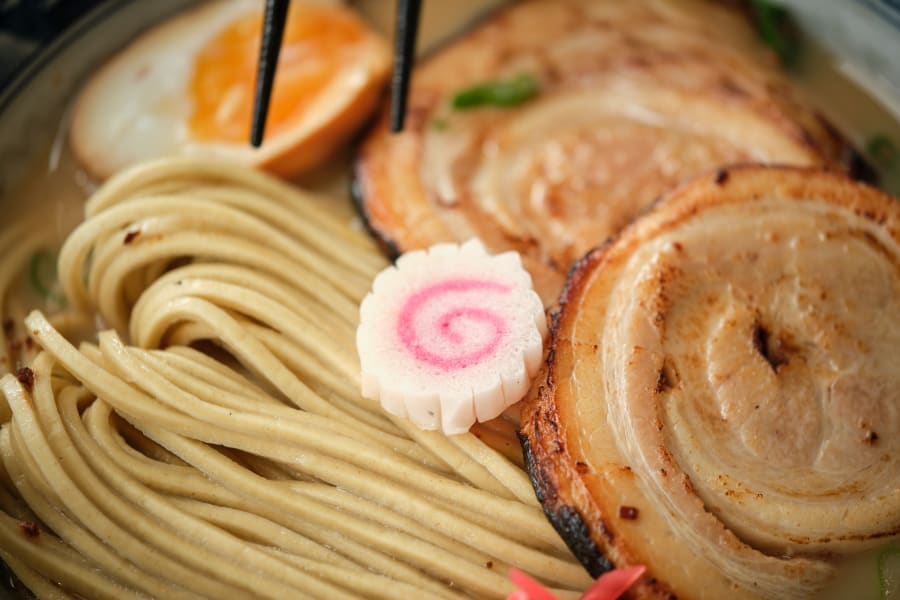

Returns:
0,1,898,598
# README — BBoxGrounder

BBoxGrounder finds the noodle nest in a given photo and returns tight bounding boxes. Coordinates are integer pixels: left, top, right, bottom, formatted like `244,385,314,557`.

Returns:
0,156,590,599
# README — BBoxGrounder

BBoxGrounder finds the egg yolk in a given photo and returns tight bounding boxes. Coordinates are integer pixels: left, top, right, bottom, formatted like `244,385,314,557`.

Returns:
189,4,367,143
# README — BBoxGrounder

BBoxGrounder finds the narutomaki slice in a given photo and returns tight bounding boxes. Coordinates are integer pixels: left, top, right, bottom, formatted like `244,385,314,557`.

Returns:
354,0,867,305
520,166,900,599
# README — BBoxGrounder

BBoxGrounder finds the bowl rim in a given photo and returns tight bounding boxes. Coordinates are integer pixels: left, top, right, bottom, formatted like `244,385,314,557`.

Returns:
0,0,133,116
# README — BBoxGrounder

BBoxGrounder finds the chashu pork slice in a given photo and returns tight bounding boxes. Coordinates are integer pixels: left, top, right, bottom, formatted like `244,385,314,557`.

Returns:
354,0,867,305
520,166,900,599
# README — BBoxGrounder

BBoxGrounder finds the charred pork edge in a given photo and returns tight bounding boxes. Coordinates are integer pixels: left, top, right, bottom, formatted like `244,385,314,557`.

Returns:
350,158,402,260
518,244,615,578
519,428,613,578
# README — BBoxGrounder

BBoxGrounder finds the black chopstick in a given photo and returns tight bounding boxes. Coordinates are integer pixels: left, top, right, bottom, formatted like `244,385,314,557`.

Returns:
390,0,422,132
250,0,290,148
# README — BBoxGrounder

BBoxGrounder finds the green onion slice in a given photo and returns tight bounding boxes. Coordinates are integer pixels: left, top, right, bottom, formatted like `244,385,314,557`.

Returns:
451,73,540,110
749,0,800,67
28,250,66,305
867,134,899,171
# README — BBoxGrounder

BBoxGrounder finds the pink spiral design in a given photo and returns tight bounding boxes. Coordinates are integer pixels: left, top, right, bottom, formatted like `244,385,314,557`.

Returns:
397,278,510,371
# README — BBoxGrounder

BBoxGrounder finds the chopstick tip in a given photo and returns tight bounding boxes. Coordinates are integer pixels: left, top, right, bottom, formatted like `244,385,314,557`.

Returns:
249,0,290,148
389,0,422,134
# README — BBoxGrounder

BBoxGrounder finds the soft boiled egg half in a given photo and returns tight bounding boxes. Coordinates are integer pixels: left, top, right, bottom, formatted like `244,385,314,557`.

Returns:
70,0,390,179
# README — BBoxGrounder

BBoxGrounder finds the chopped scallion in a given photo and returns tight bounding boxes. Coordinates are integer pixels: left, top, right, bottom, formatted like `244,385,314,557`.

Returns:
867,134,899,172
749,0,800,67
28,250,65,305
451,73,540,110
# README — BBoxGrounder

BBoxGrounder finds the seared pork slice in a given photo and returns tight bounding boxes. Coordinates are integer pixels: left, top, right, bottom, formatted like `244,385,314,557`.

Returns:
520,166,900,599
355,0,865,305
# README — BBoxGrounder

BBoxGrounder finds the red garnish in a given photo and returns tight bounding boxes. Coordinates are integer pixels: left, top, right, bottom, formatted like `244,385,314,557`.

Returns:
581,565,646,600
19,521,39,538
507,565,646,600
123,229,141,244
508,569,558,600
15,367,34,392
